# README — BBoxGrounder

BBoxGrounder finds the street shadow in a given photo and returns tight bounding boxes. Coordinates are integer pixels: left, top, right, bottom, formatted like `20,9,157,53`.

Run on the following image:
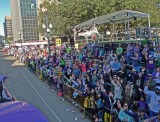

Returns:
1,54,24,67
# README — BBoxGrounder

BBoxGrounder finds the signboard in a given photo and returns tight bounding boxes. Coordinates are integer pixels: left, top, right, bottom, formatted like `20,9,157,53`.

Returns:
56,38,61,47
75,43,78,49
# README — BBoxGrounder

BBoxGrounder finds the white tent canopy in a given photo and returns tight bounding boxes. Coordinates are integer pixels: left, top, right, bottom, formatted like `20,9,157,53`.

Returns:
75,10,150,29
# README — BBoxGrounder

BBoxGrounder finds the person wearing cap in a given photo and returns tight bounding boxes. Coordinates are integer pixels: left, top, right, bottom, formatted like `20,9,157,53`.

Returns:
144,109,160,122
146,54,156,74
144,82,160,117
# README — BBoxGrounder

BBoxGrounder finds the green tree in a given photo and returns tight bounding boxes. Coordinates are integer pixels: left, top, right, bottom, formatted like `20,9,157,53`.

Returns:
38,0,160,35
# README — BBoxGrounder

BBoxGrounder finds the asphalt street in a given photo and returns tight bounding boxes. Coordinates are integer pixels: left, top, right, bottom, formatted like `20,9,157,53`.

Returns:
0,53,91,122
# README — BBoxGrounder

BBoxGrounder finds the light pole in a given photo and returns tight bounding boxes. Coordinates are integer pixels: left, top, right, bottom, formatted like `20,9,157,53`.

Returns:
18,31,23,49
42,8,53,60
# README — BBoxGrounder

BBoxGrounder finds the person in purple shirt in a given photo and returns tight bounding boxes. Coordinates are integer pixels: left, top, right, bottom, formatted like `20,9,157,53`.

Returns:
146,55,156,74
134,43,140,53
82,54,87,62
152,67,160,79
134,96,148,111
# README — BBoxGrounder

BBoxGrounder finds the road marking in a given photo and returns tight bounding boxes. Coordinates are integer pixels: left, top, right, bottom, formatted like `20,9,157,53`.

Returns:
18,67,62,122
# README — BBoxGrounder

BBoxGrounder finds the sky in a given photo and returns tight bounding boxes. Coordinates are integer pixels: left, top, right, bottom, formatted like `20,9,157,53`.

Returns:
0,0,10,36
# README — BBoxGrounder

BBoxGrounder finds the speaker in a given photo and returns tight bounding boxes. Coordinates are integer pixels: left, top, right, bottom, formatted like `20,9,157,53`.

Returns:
134,17,137,21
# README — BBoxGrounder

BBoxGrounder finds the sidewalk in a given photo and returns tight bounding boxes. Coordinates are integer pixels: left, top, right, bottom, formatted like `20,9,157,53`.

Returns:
2,55,24,66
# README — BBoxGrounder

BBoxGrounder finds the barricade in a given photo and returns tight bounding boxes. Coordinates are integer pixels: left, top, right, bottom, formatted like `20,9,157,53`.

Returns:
104,112,112,122
24,59,118,121
63,83,85,108
39,70,43,80
36,66,39,75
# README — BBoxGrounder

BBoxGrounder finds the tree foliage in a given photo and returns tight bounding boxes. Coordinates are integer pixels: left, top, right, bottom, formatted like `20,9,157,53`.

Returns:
38,0,159,36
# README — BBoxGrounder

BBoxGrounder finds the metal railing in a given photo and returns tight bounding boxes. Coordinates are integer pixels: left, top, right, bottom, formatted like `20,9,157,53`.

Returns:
24,59,118,121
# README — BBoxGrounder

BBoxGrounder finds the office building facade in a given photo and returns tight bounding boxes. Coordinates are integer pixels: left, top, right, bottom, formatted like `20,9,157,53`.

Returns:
10,0,39,42
3,16,13,40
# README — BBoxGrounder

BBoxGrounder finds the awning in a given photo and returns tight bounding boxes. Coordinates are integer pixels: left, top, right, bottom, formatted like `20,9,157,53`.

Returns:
75,10,150,28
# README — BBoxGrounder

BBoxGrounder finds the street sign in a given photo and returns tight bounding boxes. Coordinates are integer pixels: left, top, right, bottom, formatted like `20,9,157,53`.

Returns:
56,38,61,47
75,43,78,49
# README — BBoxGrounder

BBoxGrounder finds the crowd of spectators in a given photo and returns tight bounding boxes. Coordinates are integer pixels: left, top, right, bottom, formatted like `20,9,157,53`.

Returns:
9,40,160,122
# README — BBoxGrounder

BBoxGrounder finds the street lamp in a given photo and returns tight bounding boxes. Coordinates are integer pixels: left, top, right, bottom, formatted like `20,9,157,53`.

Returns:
42,8,52,60
18,31,23,49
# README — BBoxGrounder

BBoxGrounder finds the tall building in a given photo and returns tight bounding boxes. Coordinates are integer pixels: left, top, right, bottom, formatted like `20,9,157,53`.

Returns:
10,0,39,42
3,16,13,40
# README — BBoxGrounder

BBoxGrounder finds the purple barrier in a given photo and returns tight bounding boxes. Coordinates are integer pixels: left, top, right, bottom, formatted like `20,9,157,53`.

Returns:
0,101,49,122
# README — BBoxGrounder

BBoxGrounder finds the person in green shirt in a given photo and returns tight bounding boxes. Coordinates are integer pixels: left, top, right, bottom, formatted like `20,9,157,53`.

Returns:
116,44,123,60
60,57,66,69
66,46,71,54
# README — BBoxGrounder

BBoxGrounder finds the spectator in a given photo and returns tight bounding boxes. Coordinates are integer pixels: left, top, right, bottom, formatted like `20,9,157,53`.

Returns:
134,43,140,54
0,82,3,100
126,108,149,122
133,96,148,111
131,52,142,73
116,44,123,60
9,40,160,121
60,57,65,70
144,83,160,117
118,103,134,122
152,67,160,79
124,83,134,105
146,55,156,74
144,109,160,122
110,75,123,101
126,43,134,64
110,58,121,73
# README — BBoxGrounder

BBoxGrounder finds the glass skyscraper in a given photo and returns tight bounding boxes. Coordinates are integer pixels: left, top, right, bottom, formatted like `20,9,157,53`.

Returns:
10,0,39,42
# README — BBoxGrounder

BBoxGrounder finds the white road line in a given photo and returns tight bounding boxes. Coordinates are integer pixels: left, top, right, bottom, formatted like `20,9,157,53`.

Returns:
18,67,62,122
